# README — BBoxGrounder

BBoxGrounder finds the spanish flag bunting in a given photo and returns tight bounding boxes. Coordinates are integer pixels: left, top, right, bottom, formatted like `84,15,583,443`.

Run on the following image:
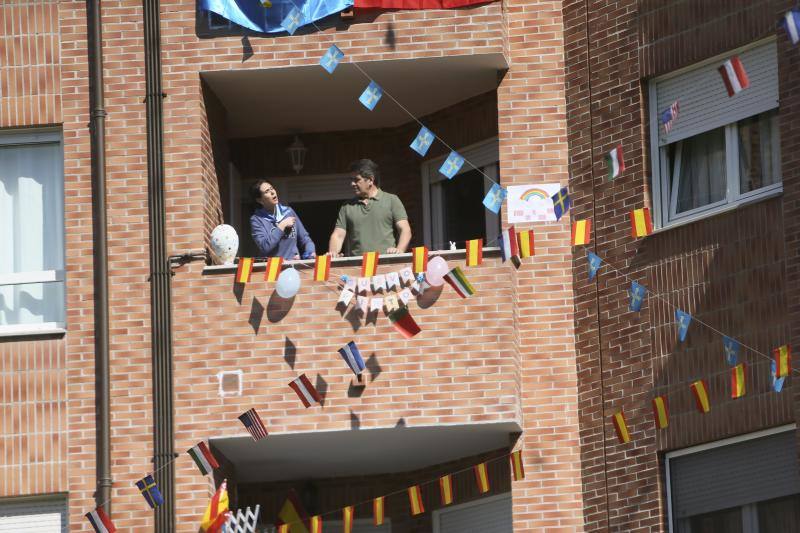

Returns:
774,344,791,378
408,485,425,516
652,396,669,430
313,254,330,282
474,462,490,494
731,363,746,399
277,526,288,533
362,251,380,277
510,450,525,481
571,219,591,246
309,516,322,533
200,480,230,533
373,496,385,526
466,238,483,266
517,229,534,258
630,208,653,238
690,379,710,413
439,474,454,505
412,246,428,274
342,506,354,533
276,490,309,533
611,411,630,444
264,257,283,282
235,258,254,284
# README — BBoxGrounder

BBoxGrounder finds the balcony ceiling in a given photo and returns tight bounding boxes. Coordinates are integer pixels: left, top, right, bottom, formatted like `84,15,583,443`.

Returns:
201,53,507,139
212,421,520,483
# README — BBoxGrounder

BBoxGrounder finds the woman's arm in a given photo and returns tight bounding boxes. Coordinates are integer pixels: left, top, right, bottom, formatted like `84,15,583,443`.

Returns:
251,213,283,256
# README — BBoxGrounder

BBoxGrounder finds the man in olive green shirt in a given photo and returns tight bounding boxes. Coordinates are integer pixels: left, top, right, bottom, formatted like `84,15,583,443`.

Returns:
328,159,412,257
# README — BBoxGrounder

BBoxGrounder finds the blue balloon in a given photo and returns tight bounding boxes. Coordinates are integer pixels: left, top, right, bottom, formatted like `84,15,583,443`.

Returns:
276,268,301,298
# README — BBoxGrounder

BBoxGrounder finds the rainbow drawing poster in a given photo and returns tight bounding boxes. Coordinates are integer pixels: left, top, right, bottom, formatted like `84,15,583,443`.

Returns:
507,183,562,223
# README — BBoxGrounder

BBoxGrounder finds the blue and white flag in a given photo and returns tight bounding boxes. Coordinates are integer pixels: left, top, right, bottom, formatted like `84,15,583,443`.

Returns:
675,309,691,342
281,6,304,35
783,9,800,45
587,251,602,280
771,360,786,392
359,81,383,111
551,187,571,221
320,45,344,74
200,0,353,34
722,336,739,366
410,126,435,156
482,183,506,214
629,282,646,312
439,151,465,179
339,341,365,375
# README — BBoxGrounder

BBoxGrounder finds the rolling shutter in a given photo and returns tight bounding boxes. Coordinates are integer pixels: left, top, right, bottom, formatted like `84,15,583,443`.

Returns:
0,496,68,532
436,493,512,533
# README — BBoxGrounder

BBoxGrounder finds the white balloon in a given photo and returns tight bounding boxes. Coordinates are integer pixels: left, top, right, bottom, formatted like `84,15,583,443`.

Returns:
276,268,301,299
209,224,239,265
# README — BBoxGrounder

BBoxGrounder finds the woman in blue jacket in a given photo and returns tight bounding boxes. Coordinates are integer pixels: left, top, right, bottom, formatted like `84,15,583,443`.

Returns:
250,179,316,260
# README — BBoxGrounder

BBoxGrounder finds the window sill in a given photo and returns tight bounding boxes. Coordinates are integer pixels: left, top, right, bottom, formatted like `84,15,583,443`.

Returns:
0,324,66,339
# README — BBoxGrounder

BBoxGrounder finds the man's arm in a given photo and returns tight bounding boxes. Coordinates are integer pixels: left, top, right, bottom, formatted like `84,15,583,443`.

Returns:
328,227,347,257
388,219,411,254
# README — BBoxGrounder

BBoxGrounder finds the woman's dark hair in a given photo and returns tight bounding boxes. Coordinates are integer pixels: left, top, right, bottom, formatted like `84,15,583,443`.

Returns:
349,159,380,186
251,179,271,204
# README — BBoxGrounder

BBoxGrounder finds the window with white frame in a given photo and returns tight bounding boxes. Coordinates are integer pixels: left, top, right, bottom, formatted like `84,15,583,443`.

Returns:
649,40,781,228
666,426,800,533
0,131,65,335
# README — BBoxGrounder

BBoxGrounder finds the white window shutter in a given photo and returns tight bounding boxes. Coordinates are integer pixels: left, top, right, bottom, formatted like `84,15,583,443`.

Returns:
436,493,512,533
0,497,68,532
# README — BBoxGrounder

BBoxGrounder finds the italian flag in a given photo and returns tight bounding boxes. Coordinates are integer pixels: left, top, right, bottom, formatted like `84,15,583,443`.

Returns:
187,441,220,476
444,267,475,298
605,144,625,180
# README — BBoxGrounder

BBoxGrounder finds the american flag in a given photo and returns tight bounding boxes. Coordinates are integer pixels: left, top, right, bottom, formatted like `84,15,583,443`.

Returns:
661,100,679,133
238,408,268,441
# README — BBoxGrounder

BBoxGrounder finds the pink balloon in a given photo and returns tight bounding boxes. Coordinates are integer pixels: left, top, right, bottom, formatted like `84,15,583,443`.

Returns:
425,256,449,286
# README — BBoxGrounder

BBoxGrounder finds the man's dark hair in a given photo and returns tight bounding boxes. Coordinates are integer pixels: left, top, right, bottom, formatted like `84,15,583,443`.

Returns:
251,179,271,204
349,159,380,186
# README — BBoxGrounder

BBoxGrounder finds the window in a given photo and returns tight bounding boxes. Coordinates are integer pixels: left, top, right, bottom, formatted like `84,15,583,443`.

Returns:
0,495,68,532
666,426,800,533
433,493,512,533
0,131,64,336
650,40,780,228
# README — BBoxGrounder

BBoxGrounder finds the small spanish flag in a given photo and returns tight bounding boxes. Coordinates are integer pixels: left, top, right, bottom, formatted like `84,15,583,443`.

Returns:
630,208,653,238
235,258,254,284
731,363,746,399
510,450,525,481
690,379,710,413
313,254,330,282
652,396,669,429
264,257,283,282
466,238,483,266
611,411,630,443
342,506,354,533
571,219,592,246
774,344,791,378
277,525,288,533
439,474,454,505
474,462,490,494
408,485,425,516
412,246,428,274
373,496,385,526
309,515,322,533
517,230,534,258
362,251,380,277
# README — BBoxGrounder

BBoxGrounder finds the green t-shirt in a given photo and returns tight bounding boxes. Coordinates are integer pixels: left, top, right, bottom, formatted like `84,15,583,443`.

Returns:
335,190,408,255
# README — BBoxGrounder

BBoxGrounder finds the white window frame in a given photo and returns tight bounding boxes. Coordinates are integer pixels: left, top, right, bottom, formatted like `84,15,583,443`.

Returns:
0,130,65,337
432,492,511,533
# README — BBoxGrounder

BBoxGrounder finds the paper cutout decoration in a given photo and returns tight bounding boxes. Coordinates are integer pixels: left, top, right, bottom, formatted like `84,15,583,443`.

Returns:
629,282,647,312
357,277,370,294
264,257,283,282
345,276,357,292
474,462,490,494
313,254,330,281
483,183,507,214
86,507,116,533
439,151,465,179
551,187,571,221
771,360,786,392
410,126,435,156
510,450,525,481
136,474,164,508
399,287,412,305
605,144,625,181
719,56,749,97
238,408,268,441
235,257,254,283
359,81,383,110
572,220,591,246
630,208,653,237
339,341,366,375
386,271,400,290
362,252,380,277
444,267,475,298
675,309,691,342
388,307,421,338
357,296,369,314
690,380,710,413
289,374,321,408
412,246,428,274
342,506,354,533
309,515,322,533
281,6,304,35
372,274,387,293
611,411,630,444
500,226,519,263
466,238,483,266
517,229,534,258
439,474,454,505
652,396,669,429
339,288,355,306
399,266,414,285
373,496,385,526
783,9,800,45
408,485,425,516
507,183,562,223
731,363,746,399
587,251,602,280
370,297,383,313
276,490,308,533
774,344,791,378
201,480,230,533
661,101,680,134
320,44,344,74
188,441,219,476
722,336,739,366
384,294,400,313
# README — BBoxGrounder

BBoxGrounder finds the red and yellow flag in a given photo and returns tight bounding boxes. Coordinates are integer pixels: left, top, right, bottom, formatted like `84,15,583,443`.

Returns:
276,490,309,533
571,219,592,246
201,480,230,533
373,496,385,526
439,474,453,506
342,506,354,533
362,252,380,277
466,238,483,266
408,485,424,516
474,462,490,494
690,379,710,413
412,246,428,274
313,255,330,282
630,208,653,238
510,450,525,481
774,344,791,378
277,526,289,533
611,411,630,444
309,516,322,533
731,363,746,399
652,396,669,429
517,230,534,258
264,257,283,282
235,258,254,284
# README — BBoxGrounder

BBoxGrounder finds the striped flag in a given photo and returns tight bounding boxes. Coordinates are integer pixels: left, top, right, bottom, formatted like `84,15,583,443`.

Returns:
264,257,283,282
517,230,534,258
466,238,483,266
201,480,230,533
443,267,475,298
235,257,254,283
439,474,454,505
611,411,630,444
605,144,625,180
719,56,749,97
342,506,354,533
652,396,669,430
510,450,525,481
731,363,746,399
187,441,219,476
86,507,116,533
338,341,366,375
571,220,591,246
362,251,380,277
783,9,800,45
388,307,421,338
277,526,289,533
309,515,322,533
690,380,710,414
238,408,268,441
373,496,385,526
412,246,428,274
289,374,321,408
135,474,164,508
630,208,653,237
276,490,308,533
313,255,330,281
661,101,680,134
474,462,490,494
408,485,425,516
774,344,791,378
500,226,519,263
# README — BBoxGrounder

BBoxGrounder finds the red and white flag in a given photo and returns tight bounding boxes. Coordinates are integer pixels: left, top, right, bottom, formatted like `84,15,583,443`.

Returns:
718,56,749,97
289,374,321,408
